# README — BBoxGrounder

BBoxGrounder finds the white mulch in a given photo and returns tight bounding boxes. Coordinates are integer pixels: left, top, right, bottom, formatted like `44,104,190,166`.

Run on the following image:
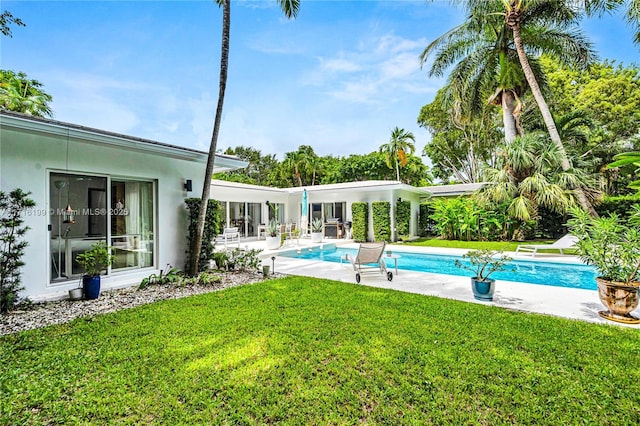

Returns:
1,271,282,336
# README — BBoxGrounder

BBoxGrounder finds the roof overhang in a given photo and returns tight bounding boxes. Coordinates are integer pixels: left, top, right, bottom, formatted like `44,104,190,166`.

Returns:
212,179,433,196
211,179,288,194
0,111,247,172
420,182,486,198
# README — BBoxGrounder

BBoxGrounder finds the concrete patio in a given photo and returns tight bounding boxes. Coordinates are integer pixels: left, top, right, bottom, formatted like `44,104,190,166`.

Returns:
234,238,640,328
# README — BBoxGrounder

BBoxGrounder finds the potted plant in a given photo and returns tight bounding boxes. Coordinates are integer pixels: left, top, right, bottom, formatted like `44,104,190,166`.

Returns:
567,206,640,324
75,241,113,300
454,249,512,301
311,218,323,243
265,219,281,250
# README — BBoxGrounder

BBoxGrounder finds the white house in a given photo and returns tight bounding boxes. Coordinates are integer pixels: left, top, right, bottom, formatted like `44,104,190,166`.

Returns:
0,111,246,301
1,111,485,302
209,179,481,242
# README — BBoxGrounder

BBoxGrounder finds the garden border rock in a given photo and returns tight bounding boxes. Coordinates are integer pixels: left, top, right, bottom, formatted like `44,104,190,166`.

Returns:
1,271,282,336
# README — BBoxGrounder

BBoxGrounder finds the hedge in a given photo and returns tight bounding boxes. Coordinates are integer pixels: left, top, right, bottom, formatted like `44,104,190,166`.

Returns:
395,200,411,238
351,202,368,242
419,203,435,237
372,201,391,242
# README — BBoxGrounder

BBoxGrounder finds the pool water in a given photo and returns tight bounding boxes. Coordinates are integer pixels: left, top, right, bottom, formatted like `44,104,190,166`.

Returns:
280,247,598,290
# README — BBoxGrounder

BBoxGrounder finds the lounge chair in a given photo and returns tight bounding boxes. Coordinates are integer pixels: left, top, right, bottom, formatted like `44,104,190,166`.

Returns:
515,235,578,257
214,227,240,248
346,241,393,283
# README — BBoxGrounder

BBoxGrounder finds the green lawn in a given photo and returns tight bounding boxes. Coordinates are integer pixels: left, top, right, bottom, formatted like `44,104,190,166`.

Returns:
2,277,639,424
402,238,579,254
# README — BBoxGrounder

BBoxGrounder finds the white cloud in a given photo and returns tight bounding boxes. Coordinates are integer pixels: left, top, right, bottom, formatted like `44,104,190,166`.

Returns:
376,34,427,55
305,32,432,105
320,57,362,73
379,52,421,80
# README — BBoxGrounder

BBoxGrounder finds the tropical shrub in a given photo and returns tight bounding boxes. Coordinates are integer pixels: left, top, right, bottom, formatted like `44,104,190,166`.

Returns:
430,198,517,241
477,134,599,235
226,248,263,272
212,248,263,272
454,250,513,281
568,206,640,284
75,242,113,277
596,194,640,222
267,219,279,237
139,266,182,289
395,200,411,238
372,201,391,242
185,198,222,275
608,152,640,190
351,202,368,242
139,267,223,288
0,189,34,312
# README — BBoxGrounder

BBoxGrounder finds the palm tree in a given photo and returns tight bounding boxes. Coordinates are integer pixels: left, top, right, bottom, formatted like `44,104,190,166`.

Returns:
379,127,416,182
462,0,598,215
630,0,640,44
421,1,594,147
283,151,304,187
421,7,530,144
189,0,299,276
0,70,53,117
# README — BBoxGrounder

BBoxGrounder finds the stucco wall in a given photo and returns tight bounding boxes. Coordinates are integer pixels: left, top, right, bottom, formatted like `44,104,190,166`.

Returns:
0,122,205,301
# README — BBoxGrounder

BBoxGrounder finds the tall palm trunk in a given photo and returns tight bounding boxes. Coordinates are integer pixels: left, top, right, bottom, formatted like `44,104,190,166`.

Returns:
395,157,401,182
508,19,597,216
501,90,518,144
189,0,231,276
295,165,302,186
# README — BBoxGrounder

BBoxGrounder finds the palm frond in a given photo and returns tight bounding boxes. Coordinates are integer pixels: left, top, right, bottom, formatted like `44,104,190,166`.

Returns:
535,183,570,214
507,196,535,221
520,172,550,195
522,26,597,69
278,0,300,19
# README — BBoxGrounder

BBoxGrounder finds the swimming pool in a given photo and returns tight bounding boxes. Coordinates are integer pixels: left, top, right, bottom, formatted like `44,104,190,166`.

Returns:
279,247,598,290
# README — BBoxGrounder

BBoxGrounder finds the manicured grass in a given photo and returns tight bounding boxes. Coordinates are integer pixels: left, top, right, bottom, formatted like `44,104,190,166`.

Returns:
2,277,639,424
403,238,579,254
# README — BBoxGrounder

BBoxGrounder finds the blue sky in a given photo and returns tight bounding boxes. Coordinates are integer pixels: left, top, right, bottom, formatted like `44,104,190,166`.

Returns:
2,1,638,159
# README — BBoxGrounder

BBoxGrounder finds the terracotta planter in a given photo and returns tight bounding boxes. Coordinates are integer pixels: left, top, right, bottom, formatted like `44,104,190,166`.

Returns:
596,278,640,324
471,277,495,301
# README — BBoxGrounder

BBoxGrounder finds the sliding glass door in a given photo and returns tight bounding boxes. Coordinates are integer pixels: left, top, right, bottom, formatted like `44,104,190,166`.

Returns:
246,202,262,237
49,173,107,281
228,201,262,237
49,173,155,282
110,180,154,270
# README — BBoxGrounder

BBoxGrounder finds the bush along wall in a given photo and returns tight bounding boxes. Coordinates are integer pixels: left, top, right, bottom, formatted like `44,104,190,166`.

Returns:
0,189,35,313
351,202,368,242
185,198,222,275
395,200,411,239
372,201,391,242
